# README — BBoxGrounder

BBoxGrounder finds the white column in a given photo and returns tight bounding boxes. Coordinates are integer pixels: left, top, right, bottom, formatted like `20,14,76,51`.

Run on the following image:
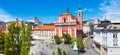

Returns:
55,27,56,35
70,15,71,22
53,31,55,37
70,26,71,37
101,31,103,45
100,31,103,55
75,28,76,38
60,26,62,37
59,26,60,36
68,26,70,34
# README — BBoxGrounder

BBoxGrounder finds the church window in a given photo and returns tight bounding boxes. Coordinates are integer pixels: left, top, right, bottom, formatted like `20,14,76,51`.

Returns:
64,18,66,23
79,14,80,16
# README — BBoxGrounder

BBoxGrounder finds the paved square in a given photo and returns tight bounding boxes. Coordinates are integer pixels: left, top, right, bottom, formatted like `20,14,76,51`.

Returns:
29,39,73,55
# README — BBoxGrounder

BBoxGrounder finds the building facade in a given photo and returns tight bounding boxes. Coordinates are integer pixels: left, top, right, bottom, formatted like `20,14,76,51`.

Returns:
54,7,83,38
83,24,91,35
83,20,94,35
31,17,42,25
0,21,7,33
93,20,120,55
32,25,55,39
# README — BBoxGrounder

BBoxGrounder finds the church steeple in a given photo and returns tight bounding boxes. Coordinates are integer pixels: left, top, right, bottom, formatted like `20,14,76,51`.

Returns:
64,8,70,13
77,6,83,30
78,7,82,12
78,6,82,16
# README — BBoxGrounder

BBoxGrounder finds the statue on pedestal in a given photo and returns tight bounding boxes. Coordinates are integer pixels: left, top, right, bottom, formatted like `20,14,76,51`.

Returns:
71,41,78,51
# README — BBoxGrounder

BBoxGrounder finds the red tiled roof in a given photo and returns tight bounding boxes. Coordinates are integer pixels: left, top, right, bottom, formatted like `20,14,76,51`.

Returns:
32,25,54,30
71,15,76,20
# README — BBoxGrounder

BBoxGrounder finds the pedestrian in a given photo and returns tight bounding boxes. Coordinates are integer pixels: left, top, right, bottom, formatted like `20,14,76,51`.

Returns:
40,52,42,55
31,53,33,55
46,45,48,47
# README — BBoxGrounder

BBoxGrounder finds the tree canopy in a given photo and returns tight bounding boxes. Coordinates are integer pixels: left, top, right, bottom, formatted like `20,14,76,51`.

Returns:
62,34,71,44
3,21,31,55
76,37,85,51
54,35,61,44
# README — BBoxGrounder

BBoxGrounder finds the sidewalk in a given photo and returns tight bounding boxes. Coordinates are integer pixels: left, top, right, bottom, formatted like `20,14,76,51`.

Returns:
82,35,100,55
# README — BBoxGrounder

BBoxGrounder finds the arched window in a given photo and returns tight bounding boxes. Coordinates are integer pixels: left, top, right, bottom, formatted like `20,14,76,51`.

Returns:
64,18,66,23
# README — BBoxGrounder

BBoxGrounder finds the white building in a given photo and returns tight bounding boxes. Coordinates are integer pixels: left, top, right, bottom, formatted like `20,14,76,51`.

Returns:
93,20,120,55
83,24,91,35
32,25,55,39
83,18,99,36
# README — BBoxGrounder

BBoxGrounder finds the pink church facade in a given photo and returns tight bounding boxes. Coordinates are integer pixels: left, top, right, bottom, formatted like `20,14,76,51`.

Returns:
55,8,83,38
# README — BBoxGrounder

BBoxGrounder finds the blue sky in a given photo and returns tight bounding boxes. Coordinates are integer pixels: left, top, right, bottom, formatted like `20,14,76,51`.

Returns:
0,0,120,23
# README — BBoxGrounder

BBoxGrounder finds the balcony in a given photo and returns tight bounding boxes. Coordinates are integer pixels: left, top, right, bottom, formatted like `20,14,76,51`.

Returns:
55,22,77,25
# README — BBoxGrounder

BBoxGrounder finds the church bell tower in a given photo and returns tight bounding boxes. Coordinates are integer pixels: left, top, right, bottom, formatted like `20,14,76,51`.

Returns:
77,7,83,30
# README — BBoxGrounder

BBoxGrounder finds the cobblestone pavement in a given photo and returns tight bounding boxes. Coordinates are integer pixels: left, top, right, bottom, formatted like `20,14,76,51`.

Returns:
29,39,74,55
29,35,100,55
82,36,100,55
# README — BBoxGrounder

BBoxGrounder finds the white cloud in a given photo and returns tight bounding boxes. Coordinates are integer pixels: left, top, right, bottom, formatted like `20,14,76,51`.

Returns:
0,8,14,22
83,8,93,12
0,15,14,22
99,0,120,20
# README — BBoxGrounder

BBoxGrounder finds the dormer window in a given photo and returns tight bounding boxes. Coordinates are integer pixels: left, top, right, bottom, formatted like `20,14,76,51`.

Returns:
64,18,66,23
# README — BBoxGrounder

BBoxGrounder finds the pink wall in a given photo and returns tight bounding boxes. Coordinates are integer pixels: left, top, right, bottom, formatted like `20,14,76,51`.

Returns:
55,11,83,38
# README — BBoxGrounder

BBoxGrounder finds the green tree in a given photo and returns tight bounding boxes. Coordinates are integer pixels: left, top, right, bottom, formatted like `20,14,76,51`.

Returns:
70,38,75,44
63,51,67,55
52,48,67,55
76,37,85,52
20,23,31,55
4,33,9,55
63,34,71,44
4,21,31,55
57,47,62,55
54,35,61,44
52,51,55,55
0,33,5,53
4,21,21,55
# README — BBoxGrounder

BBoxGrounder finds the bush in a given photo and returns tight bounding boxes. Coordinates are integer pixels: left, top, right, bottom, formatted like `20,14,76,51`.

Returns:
52,51,55,55
62,34,71,44
54,35,61,44
76,37,85,52
70,38,75,44
57,47,62,55
63,51,67,55
52,47,67,55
